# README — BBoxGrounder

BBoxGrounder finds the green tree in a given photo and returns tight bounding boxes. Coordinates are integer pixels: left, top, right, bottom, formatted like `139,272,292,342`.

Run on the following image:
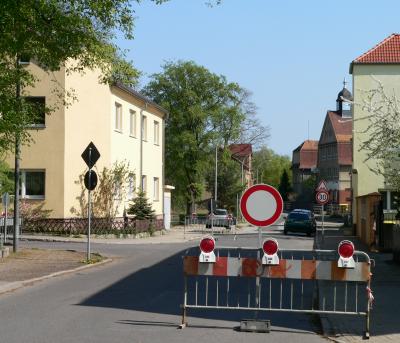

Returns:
278,169,292,201
143,60,255,213
0,0,160,152
205,149,244,212
127,190,155,220
252,147,292,188
0,161,13,195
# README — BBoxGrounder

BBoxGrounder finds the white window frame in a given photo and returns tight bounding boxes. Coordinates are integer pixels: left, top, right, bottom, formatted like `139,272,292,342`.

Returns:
128,173,136,199
153,177,159,201
154,121,160,145
130,110,137,138
115,102,122,132
141,175,147,193
20,170,45,199
142,115,147,141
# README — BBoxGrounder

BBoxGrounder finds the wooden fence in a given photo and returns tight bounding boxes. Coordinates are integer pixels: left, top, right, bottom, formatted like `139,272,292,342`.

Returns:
23,216,164,235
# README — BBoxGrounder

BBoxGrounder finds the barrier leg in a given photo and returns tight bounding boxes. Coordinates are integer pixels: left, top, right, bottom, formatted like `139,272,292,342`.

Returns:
364,279,372,339
364,308,370,339
179,276,188,329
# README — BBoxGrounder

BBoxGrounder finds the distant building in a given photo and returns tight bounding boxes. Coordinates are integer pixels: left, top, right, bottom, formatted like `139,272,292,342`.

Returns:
317,83,353,210
291,140,318,196
229,144,253,189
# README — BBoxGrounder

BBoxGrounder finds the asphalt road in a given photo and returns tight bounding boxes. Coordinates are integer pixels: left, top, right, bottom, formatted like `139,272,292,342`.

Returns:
0,228,328,343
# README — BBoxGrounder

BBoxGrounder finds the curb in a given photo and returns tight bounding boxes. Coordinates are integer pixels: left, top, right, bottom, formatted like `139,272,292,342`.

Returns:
0,257,113,296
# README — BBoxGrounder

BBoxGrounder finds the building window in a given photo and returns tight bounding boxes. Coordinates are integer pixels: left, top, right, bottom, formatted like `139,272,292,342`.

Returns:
141,175,147,193
154,121,160,145
115,102,122,132
21,170,45,199
19,54,30,64
25,97,45,127
142,115,147,141
130,110,137,137
153,177,159,201
128,173,136,199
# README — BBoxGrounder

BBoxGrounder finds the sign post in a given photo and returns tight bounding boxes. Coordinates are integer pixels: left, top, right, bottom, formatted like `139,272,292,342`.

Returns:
81,142,100,262
316,189,329,242
240,183,283,323
1,192,9,248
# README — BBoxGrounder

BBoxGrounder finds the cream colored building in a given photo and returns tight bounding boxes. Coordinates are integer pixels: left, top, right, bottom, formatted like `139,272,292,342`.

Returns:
351,34,400,226
6,61,168,219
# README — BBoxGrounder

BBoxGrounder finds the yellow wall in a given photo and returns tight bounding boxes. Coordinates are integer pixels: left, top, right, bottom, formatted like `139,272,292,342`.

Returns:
6,63,165,218
64,68,112,217
6,63,66,217
352,64,400,223
352,64,400,198
109,87,164,216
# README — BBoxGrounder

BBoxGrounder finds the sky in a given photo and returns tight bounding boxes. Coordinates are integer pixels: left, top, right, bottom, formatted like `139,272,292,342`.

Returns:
116,0,400,157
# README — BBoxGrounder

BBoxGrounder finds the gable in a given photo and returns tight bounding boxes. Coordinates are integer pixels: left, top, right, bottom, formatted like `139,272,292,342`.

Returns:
319,113,336,145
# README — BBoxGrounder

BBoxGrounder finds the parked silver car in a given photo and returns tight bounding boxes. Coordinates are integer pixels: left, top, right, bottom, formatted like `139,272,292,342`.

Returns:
205,209,234,229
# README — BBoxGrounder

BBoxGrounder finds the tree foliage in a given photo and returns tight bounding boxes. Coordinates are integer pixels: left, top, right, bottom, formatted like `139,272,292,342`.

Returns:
252,147,292,189
143,60,262,213
0,0,170,153
278,169,291,201
205,149,245,212
127,190,155,220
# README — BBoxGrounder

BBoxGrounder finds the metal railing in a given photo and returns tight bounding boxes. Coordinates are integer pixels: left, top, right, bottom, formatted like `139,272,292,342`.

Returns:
180,246,373,338
183,215,236,236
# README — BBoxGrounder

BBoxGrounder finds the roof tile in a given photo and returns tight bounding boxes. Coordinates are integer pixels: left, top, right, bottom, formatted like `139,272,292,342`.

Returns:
354,34,400,64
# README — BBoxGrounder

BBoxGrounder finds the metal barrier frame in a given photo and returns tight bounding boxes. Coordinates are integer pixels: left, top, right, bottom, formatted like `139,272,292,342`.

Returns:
180,247,373,338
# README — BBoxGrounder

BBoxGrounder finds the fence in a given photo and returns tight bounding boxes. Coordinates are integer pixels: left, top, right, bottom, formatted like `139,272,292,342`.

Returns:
183,215,236,235
22,216,164,235
0,217,23,244
180,246,373,338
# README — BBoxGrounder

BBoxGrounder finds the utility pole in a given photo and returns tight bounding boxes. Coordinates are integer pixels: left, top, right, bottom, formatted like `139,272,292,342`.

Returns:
13,55,21,253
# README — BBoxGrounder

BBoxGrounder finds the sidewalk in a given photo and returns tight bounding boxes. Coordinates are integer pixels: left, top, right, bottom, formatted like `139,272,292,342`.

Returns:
317,228,400,342
20,226,206,245
0,248,112,295
0,226,242,296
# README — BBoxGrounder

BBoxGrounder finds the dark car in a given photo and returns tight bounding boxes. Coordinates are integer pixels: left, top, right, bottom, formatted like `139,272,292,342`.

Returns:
284,209,316,236
205,209,234,229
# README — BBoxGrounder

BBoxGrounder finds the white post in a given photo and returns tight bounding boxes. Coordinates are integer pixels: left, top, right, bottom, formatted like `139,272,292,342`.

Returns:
87,189,91,261
215,146,218,203
322,204,325,243
87,147,92,262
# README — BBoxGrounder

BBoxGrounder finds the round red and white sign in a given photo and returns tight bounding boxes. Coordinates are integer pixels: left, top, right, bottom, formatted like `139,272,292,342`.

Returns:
240,184,283,227
316,190,329,205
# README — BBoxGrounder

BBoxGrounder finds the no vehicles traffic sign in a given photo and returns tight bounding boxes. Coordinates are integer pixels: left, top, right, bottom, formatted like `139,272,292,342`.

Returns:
240,184,283,227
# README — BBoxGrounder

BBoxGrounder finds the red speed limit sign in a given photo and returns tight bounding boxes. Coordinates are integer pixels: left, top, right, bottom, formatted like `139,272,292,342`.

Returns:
316,190,329,205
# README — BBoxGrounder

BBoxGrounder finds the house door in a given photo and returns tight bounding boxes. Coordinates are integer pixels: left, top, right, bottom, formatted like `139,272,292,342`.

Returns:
164,192,171,230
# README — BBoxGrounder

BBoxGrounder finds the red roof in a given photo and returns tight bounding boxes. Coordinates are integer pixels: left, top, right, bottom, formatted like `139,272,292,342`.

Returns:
293,140,318,169
353,34,400,64
229,144,252,157
322,112,352,165
328,112,352,142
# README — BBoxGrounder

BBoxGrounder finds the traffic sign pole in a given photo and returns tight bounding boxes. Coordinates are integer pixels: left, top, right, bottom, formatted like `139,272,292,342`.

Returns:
322,204,324,242
87,147,92,262
81,142,100,263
